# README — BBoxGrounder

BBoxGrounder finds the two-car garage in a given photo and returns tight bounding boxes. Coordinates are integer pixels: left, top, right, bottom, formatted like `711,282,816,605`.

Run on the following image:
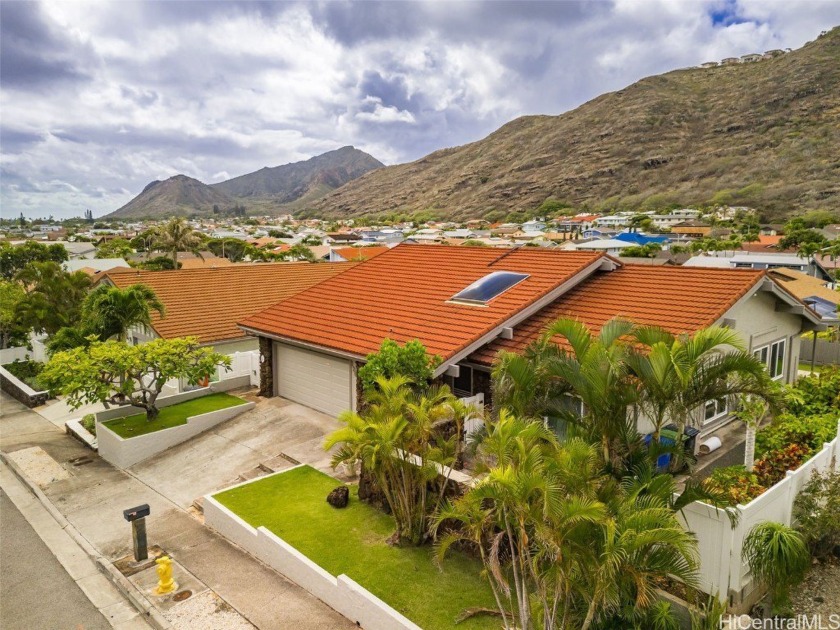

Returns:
273,342,355,417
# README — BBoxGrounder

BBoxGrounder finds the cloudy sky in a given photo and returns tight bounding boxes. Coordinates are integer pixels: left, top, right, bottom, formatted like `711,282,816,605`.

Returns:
2,1,839,219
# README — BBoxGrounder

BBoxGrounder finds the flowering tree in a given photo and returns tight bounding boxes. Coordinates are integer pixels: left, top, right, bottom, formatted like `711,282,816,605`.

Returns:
40,337,230,419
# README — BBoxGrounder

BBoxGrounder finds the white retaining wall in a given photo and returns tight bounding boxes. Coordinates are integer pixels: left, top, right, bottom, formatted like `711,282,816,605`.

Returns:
0,346,29,364
203,470,422,630
682,419,840,601
96,398,254,469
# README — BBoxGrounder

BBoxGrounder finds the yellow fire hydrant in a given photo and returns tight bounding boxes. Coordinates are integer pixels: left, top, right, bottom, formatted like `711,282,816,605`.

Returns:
153,555,177,596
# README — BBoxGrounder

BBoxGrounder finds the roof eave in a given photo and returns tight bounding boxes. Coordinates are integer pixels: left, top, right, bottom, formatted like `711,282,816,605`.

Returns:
237,324,368,362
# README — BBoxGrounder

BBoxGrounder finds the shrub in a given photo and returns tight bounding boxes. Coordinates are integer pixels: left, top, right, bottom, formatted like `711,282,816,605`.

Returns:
787,367,840,415
357,339,440,394
755,412,838,457
705,465,766,506
793,469,840,560
754,443,812,487
80,414,96,436
2,359,45,391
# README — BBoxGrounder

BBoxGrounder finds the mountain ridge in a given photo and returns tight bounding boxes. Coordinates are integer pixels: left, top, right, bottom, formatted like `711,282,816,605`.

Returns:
105,146,383,218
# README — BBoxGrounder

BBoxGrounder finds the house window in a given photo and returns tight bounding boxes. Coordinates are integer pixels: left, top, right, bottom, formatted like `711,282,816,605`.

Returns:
703,398,728,425
753,339,786,380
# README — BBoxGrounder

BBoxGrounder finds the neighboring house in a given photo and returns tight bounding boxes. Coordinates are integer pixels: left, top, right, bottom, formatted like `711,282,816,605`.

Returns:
684,252,833,281
593,215,631,229
670,221,712,238
766,268,840,324
64,258,130,274
97,262,356,354
521,219,547,232
569,239,635,255
239,245,823,437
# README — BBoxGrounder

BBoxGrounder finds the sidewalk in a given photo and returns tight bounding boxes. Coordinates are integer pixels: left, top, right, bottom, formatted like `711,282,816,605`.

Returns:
0,463,150,629
0,392,353,630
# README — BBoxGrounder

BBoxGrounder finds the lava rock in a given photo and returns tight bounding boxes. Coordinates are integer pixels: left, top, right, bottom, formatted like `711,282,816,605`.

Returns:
327,485,349,508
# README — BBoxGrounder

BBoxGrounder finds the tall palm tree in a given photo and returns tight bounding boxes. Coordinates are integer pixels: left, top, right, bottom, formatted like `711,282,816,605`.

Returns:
153,218,205,267
626,325,777,452
82,283,165,342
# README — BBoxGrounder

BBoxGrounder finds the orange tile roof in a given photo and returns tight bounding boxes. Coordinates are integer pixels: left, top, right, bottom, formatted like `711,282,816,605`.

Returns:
177,256,234,269
469,264,765,366
100,262,356,345
240,244,605,360
332,246,390,261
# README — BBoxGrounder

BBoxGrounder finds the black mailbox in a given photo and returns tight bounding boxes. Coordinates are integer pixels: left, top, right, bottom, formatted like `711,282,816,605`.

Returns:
123,504,150,522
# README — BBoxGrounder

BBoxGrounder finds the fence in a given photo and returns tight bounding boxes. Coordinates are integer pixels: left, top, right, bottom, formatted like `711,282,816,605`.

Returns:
460,392,485,437
680,419,840,605
0,336,48,365
217,350,260,387
799,338,840,366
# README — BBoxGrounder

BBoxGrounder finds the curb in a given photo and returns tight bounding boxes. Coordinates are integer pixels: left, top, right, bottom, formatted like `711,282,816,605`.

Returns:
0,452,171,630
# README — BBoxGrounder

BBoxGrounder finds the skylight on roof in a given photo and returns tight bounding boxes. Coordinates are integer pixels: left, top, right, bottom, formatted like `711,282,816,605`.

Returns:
450,271,529,305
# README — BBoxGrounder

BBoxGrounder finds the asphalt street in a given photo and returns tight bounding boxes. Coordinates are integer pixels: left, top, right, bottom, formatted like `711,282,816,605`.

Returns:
0,489,111,630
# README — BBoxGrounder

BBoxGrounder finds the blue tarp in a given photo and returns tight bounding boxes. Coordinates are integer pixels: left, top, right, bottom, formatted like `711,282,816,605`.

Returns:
615,232,670,245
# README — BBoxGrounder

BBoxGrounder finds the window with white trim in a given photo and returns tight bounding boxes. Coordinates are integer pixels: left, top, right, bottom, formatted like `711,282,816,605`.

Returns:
753,338,786,380
703,397,728,425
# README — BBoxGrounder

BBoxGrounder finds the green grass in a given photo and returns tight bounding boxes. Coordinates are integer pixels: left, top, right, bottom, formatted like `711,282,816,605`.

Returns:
214,465,500,630
798,362,825,374
103,393,247,438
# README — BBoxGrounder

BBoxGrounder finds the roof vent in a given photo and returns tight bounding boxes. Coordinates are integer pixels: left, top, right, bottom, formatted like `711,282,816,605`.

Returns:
450,271,529,306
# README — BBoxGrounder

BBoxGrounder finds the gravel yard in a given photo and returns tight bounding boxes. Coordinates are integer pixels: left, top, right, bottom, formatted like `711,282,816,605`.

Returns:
790,559,840,617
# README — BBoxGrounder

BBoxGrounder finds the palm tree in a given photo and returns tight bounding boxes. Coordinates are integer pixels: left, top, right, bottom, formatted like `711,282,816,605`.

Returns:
324,375,462,545
533,317,640,468
435,411,699,630
153,218,205,267
742,522,809,613
82,283,165,342
626,325,776,455
14,262,92,336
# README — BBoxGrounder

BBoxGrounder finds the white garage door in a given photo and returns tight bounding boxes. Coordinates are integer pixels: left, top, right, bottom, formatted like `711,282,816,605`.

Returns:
274,343,353,417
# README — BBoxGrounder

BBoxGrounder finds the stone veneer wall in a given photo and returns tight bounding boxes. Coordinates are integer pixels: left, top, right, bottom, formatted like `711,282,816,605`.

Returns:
259,336,273,398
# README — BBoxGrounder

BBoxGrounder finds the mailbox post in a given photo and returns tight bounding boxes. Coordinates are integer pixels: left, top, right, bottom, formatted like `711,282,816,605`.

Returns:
123,504,150,562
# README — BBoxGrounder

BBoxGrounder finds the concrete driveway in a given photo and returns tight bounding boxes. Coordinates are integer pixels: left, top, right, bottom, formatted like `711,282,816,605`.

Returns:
0,391,354,630
127,395,346,508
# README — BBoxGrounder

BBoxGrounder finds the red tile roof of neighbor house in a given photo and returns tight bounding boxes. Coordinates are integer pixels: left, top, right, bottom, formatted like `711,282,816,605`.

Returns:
468,264,765,366
239,244,607,361
332,246,390,261
99,262,357,345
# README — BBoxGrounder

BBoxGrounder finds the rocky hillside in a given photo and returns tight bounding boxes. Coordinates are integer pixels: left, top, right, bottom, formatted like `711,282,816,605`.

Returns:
211,146,383,204
106,147,383,218
107,175,236,219
309,27,840,222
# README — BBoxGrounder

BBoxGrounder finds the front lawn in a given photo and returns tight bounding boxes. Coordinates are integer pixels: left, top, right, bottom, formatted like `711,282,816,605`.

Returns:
103,393,247,438
214,465,499,630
